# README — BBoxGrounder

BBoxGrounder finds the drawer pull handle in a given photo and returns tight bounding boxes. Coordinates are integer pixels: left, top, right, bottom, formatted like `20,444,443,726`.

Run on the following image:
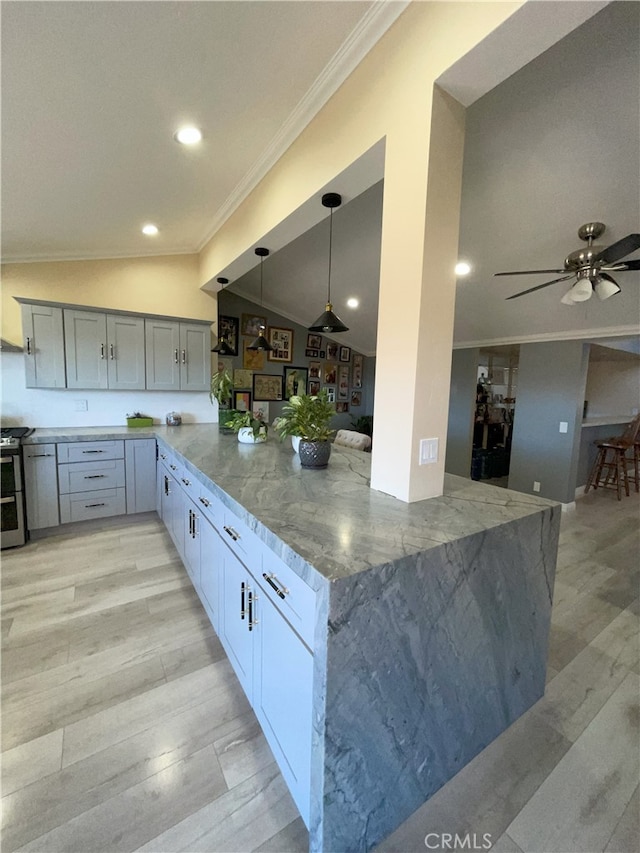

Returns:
28,453,54,458
181,478,191,486
199,496,210,507
169,464,177,471
164,475,170,495
160,453,167,460
174,349,179,364
110,343,115,360
247,590,258,631
223,525,239,541
100,343,105,359
82,450,105,454
85,502,106,508
240,582,246,619
192,513,198,538
181,349,186,364
188,509,193,537
26,336,32,355
262,573,288,599
84,474,106,479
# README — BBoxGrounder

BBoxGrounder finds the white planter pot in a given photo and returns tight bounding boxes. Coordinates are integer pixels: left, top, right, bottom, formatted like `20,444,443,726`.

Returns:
291,435,301,453
238,426,267,444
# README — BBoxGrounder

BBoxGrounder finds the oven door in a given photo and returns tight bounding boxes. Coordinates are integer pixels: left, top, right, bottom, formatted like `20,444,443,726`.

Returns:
1,452,22,494
1,452,26,548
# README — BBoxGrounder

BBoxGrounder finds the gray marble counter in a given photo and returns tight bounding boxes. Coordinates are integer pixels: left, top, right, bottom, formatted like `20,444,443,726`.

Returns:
27,425,557,584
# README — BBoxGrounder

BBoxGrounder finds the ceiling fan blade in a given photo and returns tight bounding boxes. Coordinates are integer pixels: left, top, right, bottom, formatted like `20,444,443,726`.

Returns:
495,269,566,277
506,274,576,300
593,233,640,264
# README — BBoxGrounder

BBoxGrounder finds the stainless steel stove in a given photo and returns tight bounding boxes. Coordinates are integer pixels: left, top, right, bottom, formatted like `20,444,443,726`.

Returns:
1,427,33,548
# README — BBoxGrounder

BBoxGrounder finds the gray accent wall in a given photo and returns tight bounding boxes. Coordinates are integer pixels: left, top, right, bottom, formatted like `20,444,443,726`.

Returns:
508,341,589,503
445,347,478,477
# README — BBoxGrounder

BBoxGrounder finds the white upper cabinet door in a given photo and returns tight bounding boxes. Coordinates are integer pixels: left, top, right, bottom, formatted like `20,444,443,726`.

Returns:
145,319,181,391
106,314,146,390
179,323,211,391
64,309,108,389
21,304,66,388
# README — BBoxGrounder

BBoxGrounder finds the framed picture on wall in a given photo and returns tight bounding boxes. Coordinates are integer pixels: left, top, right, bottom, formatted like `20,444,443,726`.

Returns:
233,390,252,412
338,364,349,400
324,386,336,404
241,313,267,336
253,373,283,401
267,327,294,362
252,401,269,423
352,354,363,389
326,341,338,361
309,361,321,379
351,390,362,407
323,362,337,384
336,402,349,413
307,333,322,349
339,346,351,363
218,316,239,356
319,350,326,359
233,368,253,389
243,339,265,370
305,348,319,358
309,379,321,395
283,366,308,400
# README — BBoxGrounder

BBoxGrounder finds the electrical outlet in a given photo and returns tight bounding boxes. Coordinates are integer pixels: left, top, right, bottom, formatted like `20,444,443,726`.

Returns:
559,421,568,433
533,481,541,493
419,437,438,465
74,399,88,412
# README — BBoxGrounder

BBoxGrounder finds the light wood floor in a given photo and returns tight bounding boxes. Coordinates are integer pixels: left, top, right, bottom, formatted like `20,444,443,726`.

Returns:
1,490,638,853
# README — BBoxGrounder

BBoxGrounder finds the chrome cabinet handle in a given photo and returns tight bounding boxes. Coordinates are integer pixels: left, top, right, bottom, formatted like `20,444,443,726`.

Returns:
192,513,198,538
160,453,167,460
181,478,191,487
85,502,106,508
188,509,193,537
84,474,105,479
164,475,169,495
181,349,186,364
100,343,105,359
199,496,210,507
240,582,246,619
27,453,54,458
26,336,32,355
262,572,289,599
247,590,258,631
0,496,16,504
174,349,179,364
169,464,177,471
82,450,104,454
223,525,239,541
109,344,115,360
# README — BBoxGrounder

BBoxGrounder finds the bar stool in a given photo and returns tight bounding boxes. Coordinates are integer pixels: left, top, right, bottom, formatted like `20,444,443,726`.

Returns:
585,415,640,500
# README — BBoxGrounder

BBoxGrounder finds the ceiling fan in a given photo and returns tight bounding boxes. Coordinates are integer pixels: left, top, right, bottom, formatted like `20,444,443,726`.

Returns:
495,223,640,304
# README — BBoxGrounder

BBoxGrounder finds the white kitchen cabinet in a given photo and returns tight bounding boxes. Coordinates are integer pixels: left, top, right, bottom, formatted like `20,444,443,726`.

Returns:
198,513,221,630
23,444,59,529
125,439,157,514
220,543,256,703
145,319,211,392
21,304,66,389
64,309,145,390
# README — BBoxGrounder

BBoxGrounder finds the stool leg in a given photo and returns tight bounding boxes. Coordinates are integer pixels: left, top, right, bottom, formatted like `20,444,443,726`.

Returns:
622,449,630,497
634,445,639,493
585,447,605,493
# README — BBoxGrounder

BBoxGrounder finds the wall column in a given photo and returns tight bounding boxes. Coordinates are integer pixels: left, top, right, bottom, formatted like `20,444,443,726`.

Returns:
445,347,479,478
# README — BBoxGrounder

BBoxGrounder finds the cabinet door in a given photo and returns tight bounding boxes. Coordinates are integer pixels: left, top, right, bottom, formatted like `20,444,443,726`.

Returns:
64,310,108,389
220,547,255,703
199,515,221,631
145,319,180,391
254,596,314,826
21,304,66,388
106,314,146,390
22,445,59,529
125,439,157,514
183,498,201,592
179,323,211,391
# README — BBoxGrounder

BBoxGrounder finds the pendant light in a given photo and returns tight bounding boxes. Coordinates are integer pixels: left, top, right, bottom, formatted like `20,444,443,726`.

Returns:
247,248,274,351
308,193,349,334
211,277,235,354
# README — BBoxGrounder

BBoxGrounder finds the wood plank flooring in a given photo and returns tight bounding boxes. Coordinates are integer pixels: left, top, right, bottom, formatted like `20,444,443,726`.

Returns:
1,490,638,853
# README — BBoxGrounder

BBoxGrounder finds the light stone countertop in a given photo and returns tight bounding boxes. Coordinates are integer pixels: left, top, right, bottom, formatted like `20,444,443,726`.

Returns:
25,424,558,582
581,415,635,428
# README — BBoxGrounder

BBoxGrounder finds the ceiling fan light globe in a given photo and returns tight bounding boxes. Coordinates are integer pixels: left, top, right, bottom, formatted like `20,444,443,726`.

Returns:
571,277,593,301
594,277,621,300
560,290,577,306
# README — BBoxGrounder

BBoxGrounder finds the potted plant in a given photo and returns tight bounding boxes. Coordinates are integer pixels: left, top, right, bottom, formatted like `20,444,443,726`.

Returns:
210,369,236,432
277,390,336,468
225,410,268,444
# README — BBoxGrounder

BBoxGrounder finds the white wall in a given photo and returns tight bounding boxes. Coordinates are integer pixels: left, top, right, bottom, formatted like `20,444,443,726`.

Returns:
584,359,640,418
1,353,216,428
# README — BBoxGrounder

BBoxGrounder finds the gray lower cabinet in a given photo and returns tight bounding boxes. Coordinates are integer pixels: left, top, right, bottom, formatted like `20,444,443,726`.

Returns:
22,444,59,529
125,439,157,513
58,441,126,523
145,319,211,391
64,310,146,390
21,304,66,389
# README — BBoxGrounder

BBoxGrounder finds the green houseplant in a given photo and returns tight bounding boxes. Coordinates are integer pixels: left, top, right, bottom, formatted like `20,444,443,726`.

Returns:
210,369,236,431
277,390,336,468
225,410,268,443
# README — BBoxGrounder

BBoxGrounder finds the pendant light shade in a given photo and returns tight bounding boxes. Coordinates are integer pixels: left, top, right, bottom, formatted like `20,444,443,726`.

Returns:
308,193,349,334
247,248,274,351
212,278,235,353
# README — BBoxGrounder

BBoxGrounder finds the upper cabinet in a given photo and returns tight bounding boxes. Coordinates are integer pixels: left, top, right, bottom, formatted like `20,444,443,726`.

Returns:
21,303,66,389
16,299,212,392
145,319,210,392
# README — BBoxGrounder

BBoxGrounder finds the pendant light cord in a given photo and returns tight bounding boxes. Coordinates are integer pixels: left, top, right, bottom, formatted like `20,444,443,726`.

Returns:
327,207,333,305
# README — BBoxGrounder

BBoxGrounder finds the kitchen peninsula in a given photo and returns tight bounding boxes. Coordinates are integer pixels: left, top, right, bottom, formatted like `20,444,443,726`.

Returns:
24,425,560,852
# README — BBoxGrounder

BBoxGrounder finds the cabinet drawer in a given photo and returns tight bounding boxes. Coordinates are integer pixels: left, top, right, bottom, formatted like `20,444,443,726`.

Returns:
220,506,263,572
58,459,125,494
59,487,126,523
194,486,224,532
57,440,124,463
258,550,317,649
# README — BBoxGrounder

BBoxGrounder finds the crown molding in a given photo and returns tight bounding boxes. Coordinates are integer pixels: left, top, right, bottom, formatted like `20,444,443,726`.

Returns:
0,248,197,265
197,0,409,253
453,325,640,350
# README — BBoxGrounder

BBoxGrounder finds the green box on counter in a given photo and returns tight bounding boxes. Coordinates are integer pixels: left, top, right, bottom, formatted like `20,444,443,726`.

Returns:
126,417,153,428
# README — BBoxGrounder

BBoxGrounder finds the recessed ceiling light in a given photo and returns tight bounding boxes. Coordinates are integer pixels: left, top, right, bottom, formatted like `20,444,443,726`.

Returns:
174,126,202,145
346,297,359,308
455,261,472,276
142,224,158,236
